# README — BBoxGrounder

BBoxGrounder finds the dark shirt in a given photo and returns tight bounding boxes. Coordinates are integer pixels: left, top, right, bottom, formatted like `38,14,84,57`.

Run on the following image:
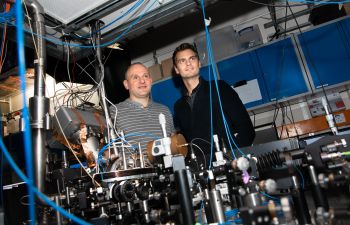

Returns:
174,78,255,161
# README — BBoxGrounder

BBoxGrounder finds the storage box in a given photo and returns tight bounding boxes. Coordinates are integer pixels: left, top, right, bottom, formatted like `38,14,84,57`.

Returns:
148,63,163,81
161,58,174,78
344,3,350,15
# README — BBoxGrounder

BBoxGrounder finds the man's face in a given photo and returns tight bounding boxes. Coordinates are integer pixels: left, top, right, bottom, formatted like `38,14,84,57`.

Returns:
174,49,201,79
123,64,153,99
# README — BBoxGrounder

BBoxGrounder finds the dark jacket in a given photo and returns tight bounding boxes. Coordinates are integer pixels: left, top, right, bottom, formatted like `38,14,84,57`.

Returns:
174,78,255,157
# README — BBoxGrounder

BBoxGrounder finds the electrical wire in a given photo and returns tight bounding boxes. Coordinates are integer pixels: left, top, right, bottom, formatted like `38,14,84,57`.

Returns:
97,132,161,168
50,83,102,186
200,0,250,166
23,0,39,59
0,23,6,74
247,0,347,7
248,0,305,7
343,151,350,156
260,191,281,202
0,2,10,74
292,0,350,3
191,143,207,170
288,2,340,132
79,0,145,38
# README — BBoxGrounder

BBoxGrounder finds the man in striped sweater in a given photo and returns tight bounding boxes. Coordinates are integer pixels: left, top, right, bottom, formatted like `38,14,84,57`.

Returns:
110,63,175,166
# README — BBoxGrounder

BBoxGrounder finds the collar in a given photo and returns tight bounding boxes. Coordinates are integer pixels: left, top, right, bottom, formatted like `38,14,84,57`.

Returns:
183,77,202,96
125,98,153,109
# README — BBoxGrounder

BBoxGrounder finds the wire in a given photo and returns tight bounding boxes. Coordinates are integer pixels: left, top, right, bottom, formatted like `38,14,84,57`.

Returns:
51,89,101,186
191,138,211,145
198,200,205,225
343,151,350,156
23,0,39,59
0,3,10,74
79,0,145,38
260,191,281,202
191,143,207,169
289,1,340,131
247,0,348,7
200,0,251,164
97,132,161,168
247,0,310,7
292,0,350,3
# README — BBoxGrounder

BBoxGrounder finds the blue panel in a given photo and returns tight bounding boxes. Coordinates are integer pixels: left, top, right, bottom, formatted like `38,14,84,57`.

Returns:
298,22,350,89
151,78,182,114
217,51,269,108
255,37,308,101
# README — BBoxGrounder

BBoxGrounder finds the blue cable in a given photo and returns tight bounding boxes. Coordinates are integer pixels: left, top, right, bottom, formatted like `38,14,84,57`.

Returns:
199,0,226,169
200,0,244,161
15,1,35,224
0,6,16,23
97,132,161,168
198,200,204,225
260,191,281,202
0,138,91,225
207,36,214,169
98,132,160,156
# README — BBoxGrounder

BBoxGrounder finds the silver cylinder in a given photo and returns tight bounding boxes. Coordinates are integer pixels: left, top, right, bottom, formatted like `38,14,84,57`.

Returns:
209,190,225,223
244,192,262,207
139,143,145,168
142,200,150,223
54,196,62,225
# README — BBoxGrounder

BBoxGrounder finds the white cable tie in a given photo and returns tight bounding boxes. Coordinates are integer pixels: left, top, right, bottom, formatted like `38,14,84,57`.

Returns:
205,17,212,27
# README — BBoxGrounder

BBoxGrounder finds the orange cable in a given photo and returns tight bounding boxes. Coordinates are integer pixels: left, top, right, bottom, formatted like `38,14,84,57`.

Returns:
0,3,11,74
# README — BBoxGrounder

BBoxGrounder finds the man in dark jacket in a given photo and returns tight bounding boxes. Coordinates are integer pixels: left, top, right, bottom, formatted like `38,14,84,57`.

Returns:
172,43,255,167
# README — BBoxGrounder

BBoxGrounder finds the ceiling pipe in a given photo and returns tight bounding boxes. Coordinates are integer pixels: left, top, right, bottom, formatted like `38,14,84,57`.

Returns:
26,0,49,195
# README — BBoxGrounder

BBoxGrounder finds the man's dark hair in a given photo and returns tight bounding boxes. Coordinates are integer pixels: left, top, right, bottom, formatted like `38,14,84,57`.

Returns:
172,43,199,65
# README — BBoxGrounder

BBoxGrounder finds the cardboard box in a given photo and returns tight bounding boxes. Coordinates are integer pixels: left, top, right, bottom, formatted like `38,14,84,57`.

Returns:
344,3,350,15
161,58,174,78
148,63,163,81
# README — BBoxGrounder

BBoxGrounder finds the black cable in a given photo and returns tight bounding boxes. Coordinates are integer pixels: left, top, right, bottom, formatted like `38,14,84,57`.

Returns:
279,103,287,138
284,3,288,37
288,2,339,130
268,0,281,40
287,101,300,138
272,103,280,124
247,0,310,7
252,110,256,127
